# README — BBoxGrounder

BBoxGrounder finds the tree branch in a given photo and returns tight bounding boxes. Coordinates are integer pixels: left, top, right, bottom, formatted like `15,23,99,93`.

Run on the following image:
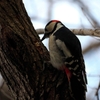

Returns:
36,28,100,37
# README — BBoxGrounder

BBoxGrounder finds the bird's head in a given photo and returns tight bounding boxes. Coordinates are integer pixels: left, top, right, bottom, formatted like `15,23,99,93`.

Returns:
41,20,63,41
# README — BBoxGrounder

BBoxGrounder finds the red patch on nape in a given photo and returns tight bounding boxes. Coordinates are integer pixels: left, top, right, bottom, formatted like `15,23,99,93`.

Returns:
51,20,60,22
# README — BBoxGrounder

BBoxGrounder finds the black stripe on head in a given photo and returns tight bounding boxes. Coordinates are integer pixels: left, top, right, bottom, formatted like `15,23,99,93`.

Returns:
45,20,60,35
45,20,60,26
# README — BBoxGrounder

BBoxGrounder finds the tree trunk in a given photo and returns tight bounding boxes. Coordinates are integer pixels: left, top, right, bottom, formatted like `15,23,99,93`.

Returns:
0,0,71,100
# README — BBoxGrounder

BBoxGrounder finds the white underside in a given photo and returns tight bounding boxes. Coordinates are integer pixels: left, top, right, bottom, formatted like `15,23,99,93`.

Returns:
49,34,72,69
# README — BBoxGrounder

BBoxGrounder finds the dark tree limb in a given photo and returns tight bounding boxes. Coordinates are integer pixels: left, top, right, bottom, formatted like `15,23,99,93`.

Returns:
0,0,71,100
95,82,100,100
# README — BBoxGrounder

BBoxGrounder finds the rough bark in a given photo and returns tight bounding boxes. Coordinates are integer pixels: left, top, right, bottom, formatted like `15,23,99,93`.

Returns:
0,0,71,100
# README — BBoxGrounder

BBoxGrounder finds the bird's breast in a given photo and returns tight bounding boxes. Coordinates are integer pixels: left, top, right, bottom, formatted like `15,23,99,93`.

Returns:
49,35,64,69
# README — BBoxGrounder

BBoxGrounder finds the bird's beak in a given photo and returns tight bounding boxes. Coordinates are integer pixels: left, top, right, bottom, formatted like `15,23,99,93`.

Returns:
41,35,45,41
41,33,46,41
41,32,50,41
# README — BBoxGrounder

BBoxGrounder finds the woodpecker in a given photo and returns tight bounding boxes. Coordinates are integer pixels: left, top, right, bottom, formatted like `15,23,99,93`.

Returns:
41,20,87,100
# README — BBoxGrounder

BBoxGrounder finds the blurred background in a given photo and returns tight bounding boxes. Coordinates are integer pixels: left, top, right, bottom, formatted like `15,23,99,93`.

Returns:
0,0,100,100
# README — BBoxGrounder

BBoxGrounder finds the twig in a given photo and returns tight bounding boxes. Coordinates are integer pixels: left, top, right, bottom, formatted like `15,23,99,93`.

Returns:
95,81,100,100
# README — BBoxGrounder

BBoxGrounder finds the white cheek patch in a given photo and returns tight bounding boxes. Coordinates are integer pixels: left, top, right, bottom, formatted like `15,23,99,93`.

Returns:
56,39,72,57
